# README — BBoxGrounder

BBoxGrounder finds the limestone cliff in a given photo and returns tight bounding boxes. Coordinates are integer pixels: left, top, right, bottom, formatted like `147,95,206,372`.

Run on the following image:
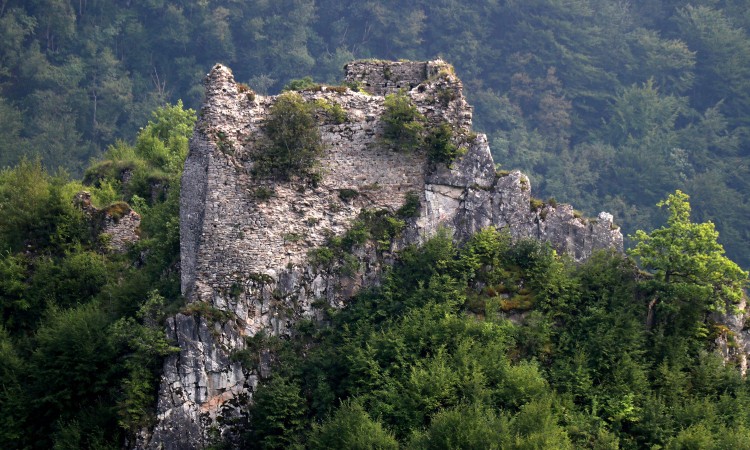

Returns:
140,60,623,449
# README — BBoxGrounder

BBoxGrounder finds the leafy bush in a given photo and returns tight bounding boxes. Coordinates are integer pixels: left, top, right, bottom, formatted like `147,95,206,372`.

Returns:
425,122,463,165
255,92,323,181
283,76,319,91
310,400,398,450
397,191,421,218
338,188,359,201
382,91,425,151
313,98,347,124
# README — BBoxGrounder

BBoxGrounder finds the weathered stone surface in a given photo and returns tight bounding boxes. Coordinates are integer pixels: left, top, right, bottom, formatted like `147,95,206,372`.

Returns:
74,191,141,252
140,60,623,449
713,297,750,376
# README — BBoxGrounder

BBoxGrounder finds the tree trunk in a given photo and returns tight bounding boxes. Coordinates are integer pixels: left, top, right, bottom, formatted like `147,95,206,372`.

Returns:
646,296,659,329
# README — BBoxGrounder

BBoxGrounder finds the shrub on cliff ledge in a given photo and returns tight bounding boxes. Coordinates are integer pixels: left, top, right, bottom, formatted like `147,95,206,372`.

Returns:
382,91,424,152
426,122,463,165
255,92,323,181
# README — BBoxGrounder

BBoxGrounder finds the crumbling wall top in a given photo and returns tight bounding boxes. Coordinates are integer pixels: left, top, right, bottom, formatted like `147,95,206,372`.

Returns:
344,59,452,95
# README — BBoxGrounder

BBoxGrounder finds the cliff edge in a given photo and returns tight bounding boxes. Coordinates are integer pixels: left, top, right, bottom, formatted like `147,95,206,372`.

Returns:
140,60,623,449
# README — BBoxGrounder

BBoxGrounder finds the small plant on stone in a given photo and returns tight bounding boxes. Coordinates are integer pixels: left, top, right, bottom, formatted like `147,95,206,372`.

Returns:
313,99,347,124
237,82,256,102
530,198,545,212
397,191,421,218
283,232,303,243
338,188,359,202
253,186,275,201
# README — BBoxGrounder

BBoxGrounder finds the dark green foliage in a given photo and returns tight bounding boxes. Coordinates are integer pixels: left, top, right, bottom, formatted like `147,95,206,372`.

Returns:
26,303,119,449
425,122,462,165
255,92,323,181
0,103,194,448
232,223,750,449
245,375,307,449
253,187,275,201
382,91,425,151
397,191,421,218
406,403,509,449
338,188,359,202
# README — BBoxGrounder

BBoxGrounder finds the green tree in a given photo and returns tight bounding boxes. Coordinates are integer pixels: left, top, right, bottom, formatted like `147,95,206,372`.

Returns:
309,400,398,450
406,403,509,450
629,190,747,326
246,374,307,449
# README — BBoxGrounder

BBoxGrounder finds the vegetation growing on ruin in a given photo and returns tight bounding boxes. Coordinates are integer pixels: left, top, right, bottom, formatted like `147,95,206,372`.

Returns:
425,122,464,165
0,98,748,449
254,92,323,182
382,91,425,152
229,222,749,450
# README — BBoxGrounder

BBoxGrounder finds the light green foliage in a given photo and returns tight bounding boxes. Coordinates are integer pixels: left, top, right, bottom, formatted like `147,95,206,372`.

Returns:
629,190,748,312
309,400,398,450
406,403,510,449
255,92,323,181
84,101,195,206
313,98,347,124
110,291,179,432
283,76,319,91
382,91,425,151
134,100,196,174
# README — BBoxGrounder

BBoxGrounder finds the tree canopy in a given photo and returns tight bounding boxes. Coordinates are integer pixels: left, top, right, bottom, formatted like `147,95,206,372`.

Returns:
630,190,748,313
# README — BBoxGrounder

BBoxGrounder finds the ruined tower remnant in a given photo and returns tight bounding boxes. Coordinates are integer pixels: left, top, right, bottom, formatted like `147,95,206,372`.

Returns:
141,60,623,449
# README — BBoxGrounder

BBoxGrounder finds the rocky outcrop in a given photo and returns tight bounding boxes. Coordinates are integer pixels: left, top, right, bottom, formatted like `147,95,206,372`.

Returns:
713,296,750,376
140,60,623,449
74,191,141,252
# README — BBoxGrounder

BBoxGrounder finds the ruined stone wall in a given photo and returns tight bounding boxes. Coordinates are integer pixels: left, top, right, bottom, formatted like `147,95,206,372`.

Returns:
344,59,448,96
141,60,623,449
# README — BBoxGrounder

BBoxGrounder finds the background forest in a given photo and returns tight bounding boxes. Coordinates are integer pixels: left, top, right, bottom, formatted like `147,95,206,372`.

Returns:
1,0,749,266
2,1,750,449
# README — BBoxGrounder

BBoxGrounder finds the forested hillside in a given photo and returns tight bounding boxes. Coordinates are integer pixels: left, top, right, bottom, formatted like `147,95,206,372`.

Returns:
1,0,749,265
0,115,747,447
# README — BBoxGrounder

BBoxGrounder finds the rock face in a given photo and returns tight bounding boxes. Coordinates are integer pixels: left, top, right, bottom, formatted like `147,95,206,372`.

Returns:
140,60,623,449
74,191,141,252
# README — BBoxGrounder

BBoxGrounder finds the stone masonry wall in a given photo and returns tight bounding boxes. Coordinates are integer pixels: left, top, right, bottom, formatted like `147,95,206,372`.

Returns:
140,60,623,449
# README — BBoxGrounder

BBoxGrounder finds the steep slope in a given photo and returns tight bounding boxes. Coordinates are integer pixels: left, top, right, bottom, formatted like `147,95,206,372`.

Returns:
141,60,622,449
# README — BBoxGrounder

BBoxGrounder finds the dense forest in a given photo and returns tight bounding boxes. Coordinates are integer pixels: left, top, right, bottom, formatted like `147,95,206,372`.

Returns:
1,1,750,449
1,0,749,265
